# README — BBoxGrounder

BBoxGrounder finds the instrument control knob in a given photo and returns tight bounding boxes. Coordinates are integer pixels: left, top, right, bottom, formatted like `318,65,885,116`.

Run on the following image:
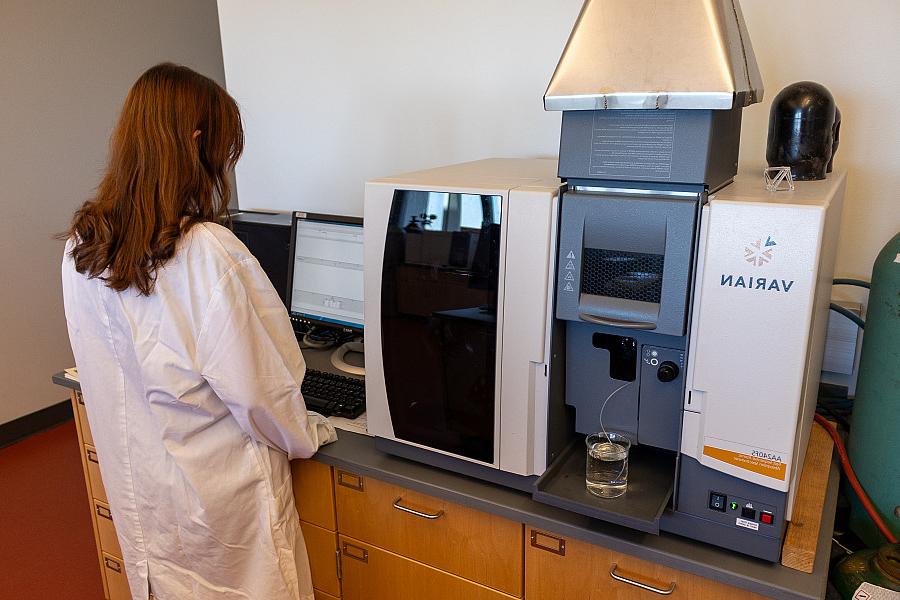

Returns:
657,361,679,383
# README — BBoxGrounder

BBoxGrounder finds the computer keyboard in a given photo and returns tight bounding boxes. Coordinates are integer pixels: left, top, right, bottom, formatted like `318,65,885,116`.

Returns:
301,369,365,419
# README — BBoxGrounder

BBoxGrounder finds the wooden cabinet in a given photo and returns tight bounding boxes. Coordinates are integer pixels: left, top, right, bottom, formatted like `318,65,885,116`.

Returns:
75,390,93,445
85,444,108,503
525,527,768,600
293,459,342,598
334,469,523,597
339,535,519,600
292,459,337,530
301,521,341,598
102,553,132,600
67,386,773,600
94,500,123,558
73,397,349,600
71,390,114,600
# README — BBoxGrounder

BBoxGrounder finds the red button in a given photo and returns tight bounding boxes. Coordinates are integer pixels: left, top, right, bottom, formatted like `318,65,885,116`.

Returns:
760,512,774,525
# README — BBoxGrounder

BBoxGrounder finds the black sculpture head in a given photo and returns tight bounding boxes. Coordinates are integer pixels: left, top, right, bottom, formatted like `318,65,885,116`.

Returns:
827,106,841,173
766,82,840,181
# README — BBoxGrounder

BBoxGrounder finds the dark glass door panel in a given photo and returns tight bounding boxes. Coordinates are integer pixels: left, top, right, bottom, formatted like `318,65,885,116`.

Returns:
381,190,502,463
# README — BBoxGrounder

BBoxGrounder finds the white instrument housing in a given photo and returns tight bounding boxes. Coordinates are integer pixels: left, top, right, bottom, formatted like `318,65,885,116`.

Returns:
364,159,563,476
682,171,846,517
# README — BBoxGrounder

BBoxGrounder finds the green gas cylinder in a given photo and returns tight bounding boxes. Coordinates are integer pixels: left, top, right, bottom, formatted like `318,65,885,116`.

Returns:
831,544,900,599
847,232,900,546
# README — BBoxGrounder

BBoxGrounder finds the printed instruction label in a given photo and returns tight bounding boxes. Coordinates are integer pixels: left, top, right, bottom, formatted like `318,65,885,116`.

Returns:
703,445,787,481
589,111,675,180
853,582,900,599
736,518,759,531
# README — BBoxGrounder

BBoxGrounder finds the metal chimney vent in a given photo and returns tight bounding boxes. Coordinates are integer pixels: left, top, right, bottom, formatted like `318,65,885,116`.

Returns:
544,0,763,111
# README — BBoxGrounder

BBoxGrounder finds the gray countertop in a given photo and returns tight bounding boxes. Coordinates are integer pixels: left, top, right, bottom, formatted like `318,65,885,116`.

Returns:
52,371,837,600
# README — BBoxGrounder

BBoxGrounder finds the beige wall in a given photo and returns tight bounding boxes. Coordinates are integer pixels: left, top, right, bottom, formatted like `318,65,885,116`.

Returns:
5,0,897,425
219,0,899,293
0,1,227,424
216,0,584,216
739,0,900,300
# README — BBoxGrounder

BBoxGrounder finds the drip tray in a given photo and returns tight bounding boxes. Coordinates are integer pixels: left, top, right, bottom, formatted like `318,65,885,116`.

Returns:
533,437,676,534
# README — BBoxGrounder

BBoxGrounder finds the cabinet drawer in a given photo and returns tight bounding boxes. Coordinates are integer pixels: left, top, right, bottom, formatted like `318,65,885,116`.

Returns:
334,471,522,597
301,521,341,597
102,553,132,600
339,536,517,600
74,391,94,445
85,444,108,503
314,591,340,600
525,528,767,600
292,459,336,530
94,500,122,558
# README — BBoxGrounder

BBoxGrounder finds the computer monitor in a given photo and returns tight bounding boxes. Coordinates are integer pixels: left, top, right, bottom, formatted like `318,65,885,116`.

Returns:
230,210,293,307
287,212,364,332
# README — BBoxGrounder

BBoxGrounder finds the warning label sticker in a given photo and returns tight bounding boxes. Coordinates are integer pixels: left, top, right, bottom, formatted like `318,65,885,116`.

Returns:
853,581,900,599
588,111,675,180
736,518,759,531
703,445,787,481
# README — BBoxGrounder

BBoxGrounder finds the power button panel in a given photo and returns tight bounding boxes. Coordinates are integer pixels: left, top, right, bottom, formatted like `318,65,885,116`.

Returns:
707,490,779,531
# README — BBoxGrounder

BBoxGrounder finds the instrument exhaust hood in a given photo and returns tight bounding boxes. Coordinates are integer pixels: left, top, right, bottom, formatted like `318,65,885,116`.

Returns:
544,0,763,111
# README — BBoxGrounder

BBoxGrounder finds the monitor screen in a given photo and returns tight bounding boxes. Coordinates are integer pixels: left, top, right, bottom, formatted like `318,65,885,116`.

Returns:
289,212,364,331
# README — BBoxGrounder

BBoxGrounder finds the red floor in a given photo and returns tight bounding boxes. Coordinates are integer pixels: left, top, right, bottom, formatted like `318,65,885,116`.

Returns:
0,420,105,599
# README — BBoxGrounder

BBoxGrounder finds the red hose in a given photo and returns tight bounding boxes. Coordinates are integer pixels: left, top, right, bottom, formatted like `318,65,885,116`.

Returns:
813,413,898,544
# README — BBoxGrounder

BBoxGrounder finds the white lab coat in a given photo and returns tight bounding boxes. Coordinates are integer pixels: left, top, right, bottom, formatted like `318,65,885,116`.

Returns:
61,222,336,600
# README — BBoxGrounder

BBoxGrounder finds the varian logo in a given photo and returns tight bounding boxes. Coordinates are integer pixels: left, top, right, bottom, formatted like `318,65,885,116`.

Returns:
745,236,777,267
720,235,795,293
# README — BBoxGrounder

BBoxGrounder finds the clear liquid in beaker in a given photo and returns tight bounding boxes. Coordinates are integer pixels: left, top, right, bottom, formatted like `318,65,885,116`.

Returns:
585,434,630,499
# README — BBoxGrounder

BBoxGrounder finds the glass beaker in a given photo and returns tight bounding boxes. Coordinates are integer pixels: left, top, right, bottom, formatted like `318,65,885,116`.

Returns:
585,432,630,498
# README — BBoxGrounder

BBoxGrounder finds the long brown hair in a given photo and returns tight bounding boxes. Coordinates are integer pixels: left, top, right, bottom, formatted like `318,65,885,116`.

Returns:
67,63,244,295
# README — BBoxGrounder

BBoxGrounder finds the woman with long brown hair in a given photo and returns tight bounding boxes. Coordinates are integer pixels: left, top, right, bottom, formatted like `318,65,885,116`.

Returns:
62,63,335,600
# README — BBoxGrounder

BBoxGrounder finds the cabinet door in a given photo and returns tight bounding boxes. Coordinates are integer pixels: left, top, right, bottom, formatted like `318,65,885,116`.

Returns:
339,536,517,600
94,500,123,558
85,444,108,503
314,591,340,600
103,553,132,600
70,392,109,600
335,470,522,597
301,521,341,598
525,528,767,600
74,391,94,445
292,460,336,530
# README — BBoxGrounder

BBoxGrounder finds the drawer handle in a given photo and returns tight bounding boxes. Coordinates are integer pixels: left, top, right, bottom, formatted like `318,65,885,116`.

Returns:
392,497,444,520
104,557,122,573
337,470,364,491
342,541,369,563
530,530,566,556
96,504,113,521
76,392,85,405
86,448,99,463
609,564,676,595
